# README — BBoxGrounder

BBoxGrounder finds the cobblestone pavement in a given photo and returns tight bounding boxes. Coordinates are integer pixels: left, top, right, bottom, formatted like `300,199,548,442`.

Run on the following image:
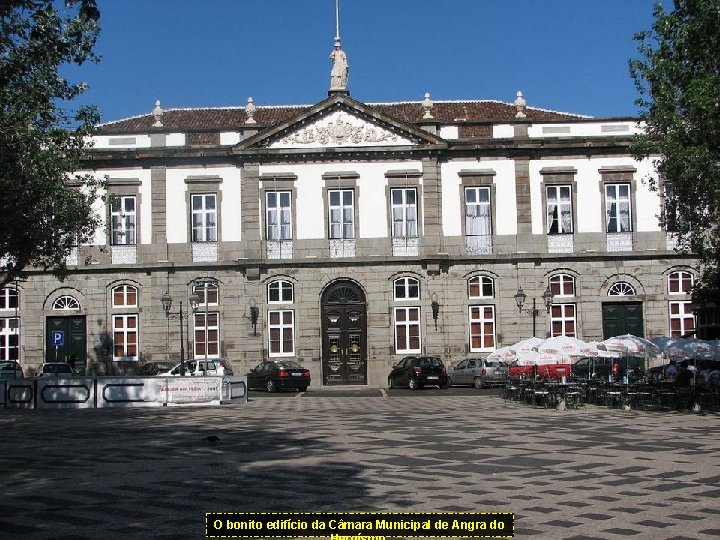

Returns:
1,392,719,540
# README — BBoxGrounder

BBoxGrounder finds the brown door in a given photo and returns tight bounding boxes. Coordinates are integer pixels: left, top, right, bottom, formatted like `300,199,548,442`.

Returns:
321,282,367,385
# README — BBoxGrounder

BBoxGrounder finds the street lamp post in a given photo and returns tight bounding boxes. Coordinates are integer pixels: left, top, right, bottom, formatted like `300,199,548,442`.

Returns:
514,286,554,337
161,291,199,376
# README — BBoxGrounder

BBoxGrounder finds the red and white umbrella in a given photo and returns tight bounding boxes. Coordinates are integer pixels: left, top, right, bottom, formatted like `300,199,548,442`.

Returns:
536,335,590,357
601,334,661,357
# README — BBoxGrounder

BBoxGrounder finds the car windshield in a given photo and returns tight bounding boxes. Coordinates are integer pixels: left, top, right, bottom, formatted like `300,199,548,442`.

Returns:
276,361,304,369
44,364,71,373
0,362,19,370
419,357,443,367
485,361,499,367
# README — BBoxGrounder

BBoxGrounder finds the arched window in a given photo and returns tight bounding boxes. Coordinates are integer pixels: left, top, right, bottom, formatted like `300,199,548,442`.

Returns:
607,282,636,296
268,280,294,304
668,271,694,294
468,276,494,299
394,277,420,301
193,280,219,306
549,274,575,297
52,296,80,310
112,285,138,308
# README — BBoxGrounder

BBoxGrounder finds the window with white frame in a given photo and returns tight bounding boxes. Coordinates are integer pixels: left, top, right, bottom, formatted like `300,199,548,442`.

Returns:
193,281,219,306
546,185,573,234
549,274,575,297
394,277,420,301
191,194,217,242
0,287,18,310
605,184,632,233
394,306,421,353
52,296,80,310
113,314,138,361
0,317,19,361
268,310,294,356
468,305,495,351
465,187,491,237
266,191,292,240
390,188,418,238
667,270,694,337
112,285,138,308
608,282,636,296
194,312,220,358
110,195,136,245
328,189,354,239
468,276,494,299
268,280,293,303
550,304,576,337
669,301,695,337
668,270,694,294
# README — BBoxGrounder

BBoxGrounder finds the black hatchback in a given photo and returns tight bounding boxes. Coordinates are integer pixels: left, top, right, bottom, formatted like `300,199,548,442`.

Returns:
247,360,311,392
388,355,449,390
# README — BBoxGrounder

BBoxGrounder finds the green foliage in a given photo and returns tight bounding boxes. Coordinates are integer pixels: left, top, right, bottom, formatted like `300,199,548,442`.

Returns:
630,0,720,303
0,0,103,288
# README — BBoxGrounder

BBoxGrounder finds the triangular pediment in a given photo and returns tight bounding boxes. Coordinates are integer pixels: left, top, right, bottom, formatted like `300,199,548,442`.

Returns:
235,94,445,152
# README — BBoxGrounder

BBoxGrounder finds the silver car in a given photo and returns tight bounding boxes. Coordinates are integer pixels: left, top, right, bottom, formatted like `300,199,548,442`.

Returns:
449,357,508,388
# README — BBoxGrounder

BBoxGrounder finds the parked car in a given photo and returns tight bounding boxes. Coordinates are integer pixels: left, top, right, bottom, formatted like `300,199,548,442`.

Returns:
387,355,449,390
160,358,234,377
37,362,74,377
572,356,645,382
0,360,24,379
449,357,508,388
135,361,176,376
246,360,311,392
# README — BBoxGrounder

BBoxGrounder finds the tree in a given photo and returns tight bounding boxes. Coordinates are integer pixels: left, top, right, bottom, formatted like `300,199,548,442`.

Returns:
630,0,720,307
0,0,103,288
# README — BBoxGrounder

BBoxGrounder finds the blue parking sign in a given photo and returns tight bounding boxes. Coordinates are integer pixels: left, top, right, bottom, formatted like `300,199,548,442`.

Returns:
52,330,64,347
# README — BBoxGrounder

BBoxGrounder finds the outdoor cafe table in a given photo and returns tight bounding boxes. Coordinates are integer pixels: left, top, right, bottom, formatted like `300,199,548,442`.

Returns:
543,382,584,408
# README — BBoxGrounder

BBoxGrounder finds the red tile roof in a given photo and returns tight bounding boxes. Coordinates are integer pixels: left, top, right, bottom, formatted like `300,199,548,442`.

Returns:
98,100,587,135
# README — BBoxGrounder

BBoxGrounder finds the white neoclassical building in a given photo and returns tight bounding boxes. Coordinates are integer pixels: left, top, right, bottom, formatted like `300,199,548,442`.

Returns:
2,68,698,384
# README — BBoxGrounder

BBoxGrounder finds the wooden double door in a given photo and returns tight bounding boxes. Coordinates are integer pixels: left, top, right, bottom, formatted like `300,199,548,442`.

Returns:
46,316,87,371
321,281,367,386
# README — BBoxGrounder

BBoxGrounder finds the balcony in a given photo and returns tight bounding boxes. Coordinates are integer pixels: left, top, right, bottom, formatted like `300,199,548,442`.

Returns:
465,235,493,255
547,234,574,254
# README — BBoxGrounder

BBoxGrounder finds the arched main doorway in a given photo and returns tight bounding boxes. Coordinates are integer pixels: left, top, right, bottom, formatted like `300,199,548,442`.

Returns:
321,280,367,385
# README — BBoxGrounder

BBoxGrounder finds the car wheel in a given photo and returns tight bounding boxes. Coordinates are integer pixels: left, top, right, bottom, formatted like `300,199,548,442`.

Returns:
388,376,395,389
266,379,278,393
408,378,419,391
474,377,484,389
446,376,453,388
298,386,308,392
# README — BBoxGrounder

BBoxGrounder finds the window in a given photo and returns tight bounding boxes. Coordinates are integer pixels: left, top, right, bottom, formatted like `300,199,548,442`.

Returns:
605,184,632,233
549,274,575,297
469,305,495,351
52,296,80,310
110,195,136,245
266,191,292,240
668,271,694,294
0,287,19,310
113,314,138,360
191,194,217,242
328,189,354,239
193,281,219,306
268,280,294,303
669,301,695,337
394,277,420,301
268,310,294,356
607,282,636,296
550,304,576,337
394,307,421,353
112,285,138,308
194,312,220,358
468,276,494,299
465,187,492,237
0,318,19,361
546,185,573,234
391,188,418,238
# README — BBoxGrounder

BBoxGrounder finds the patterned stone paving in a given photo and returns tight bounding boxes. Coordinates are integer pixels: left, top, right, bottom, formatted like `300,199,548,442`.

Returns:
0,394,719,539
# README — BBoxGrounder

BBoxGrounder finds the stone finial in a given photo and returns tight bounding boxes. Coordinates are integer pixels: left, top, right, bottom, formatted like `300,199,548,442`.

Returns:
152,100,163,127
245,97,257,124
422,92,434,119
514,91,527,118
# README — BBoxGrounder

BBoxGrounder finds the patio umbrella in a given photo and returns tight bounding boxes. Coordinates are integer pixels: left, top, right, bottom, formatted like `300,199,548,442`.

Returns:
601,334,661,357
511,336,545,354
536,335,590,357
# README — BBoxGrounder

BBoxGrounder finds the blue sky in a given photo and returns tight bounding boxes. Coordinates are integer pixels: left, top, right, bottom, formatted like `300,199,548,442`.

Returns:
66,0,671,123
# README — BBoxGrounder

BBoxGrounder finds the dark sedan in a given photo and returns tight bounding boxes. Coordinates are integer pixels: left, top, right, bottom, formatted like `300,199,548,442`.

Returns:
247,360,311,392
388,355,449,390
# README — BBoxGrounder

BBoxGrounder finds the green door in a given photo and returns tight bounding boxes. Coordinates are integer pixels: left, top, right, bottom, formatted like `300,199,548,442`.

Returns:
602,302,644,339
46,316,87,373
